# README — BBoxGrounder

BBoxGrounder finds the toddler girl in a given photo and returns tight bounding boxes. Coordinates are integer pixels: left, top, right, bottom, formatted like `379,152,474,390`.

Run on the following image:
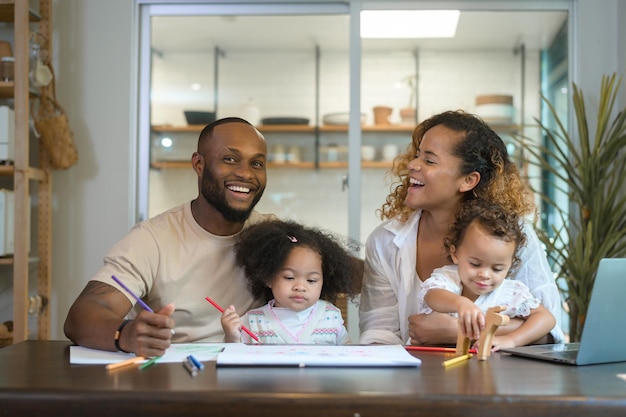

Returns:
221,220,357,344
417,199,556,351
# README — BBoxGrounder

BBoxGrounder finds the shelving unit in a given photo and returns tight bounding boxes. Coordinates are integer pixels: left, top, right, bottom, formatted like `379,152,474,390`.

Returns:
0,0,53,344
151,124,415,134
150,123,413,170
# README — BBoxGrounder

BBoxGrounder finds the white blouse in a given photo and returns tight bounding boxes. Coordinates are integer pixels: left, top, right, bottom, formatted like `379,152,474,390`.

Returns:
417,264,541,318
358,210,565,345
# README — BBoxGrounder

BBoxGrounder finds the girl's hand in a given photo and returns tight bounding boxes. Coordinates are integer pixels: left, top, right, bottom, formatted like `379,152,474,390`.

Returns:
220,305,243,343
456,299,485,341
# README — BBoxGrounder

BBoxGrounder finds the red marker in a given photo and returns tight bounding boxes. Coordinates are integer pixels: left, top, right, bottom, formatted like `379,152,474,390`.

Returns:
205,296,261,343
406,346,477,354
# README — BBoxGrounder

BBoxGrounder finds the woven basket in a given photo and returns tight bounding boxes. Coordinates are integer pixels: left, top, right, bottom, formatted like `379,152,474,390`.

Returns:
32,66,78,170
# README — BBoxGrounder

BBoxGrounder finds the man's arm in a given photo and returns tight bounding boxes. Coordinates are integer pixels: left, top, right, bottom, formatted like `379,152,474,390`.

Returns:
64,281,175,357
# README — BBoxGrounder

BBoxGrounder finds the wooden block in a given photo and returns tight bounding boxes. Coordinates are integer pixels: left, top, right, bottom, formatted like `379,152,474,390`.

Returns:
477,306,510,360
455,305,510,360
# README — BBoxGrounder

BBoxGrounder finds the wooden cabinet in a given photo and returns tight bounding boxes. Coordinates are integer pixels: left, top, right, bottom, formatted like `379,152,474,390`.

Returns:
0,0,52,344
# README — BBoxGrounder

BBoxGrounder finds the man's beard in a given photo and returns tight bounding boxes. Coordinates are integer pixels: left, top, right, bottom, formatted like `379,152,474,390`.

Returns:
200,165,264,223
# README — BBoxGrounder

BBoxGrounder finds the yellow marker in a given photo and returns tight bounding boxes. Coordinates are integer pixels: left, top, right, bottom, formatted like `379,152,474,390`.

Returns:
106,356,145,371
442,353,473,368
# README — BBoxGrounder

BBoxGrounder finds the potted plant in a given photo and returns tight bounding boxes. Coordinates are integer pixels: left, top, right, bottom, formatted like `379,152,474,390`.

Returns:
514,73,626,342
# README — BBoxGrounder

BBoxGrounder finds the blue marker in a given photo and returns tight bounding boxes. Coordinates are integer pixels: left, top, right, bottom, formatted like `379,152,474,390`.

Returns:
187,354,205,371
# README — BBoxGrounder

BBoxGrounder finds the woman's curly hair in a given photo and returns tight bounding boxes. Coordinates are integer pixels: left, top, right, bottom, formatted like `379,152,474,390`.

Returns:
379,110,535,222
444,199,527,272
234,220,358,304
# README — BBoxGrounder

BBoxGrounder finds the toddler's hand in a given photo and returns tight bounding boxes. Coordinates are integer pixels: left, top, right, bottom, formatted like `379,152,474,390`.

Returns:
488,335,516,352
220,305,243,343
456,299,485,341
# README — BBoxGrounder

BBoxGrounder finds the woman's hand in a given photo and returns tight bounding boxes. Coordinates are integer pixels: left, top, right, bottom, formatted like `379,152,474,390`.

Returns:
408,312,458,345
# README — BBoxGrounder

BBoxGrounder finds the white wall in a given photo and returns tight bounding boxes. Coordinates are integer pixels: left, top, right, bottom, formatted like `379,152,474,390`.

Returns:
49,0,136,339
42,0,626,340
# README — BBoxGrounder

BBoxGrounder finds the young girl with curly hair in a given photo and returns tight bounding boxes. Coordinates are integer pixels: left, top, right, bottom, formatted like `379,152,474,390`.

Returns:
359,110,564,346
221,220,358,344
417,199,556,351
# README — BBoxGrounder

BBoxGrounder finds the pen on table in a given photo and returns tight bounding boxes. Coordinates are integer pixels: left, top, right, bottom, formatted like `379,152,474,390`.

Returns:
406,346,477,354
205,296,261,343
139,355,161,370
111,275,175,335
442,353,473,368
106,356,145,371
187,354,205,371
182,358,198,377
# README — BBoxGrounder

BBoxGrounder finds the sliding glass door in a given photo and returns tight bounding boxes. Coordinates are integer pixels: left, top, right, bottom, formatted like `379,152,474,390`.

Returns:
137,1,571,341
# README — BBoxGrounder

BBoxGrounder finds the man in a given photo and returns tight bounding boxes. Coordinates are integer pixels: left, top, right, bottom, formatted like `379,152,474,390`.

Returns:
64,117,274,358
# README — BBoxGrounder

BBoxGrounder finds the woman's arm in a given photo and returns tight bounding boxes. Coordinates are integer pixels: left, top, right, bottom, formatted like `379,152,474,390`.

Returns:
490,305,556,350
513,223,565,342
358,232,404,345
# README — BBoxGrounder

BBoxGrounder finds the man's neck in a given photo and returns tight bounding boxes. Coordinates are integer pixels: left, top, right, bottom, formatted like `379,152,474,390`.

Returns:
190,197,245,236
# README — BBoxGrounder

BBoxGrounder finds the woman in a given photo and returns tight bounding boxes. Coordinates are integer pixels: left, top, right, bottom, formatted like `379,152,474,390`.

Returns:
358,110,564,345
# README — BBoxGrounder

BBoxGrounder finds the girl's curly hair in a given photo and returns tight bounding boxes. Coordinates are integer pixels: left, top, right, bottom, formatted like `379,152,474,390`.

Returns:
234,220,358,304
444,199,527,272
379,110,535,222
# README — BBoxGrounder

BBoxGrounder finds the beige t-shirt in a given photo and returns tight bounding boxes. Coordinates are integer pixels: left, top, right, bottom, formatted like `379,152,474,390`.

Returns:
92,201,275,342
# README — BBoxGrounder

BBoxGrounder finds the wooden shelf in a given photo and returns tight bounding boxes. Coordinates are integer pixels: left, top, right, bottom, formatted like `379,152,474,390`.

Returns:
0,81,14,99
151,160,392,170
0,164,13,175
0,82,43,99
0,256,41,266
0,2,41,23
0,165,47,181
151,123,405,171
1,0,53,344
489,124,522,133
151,124,414,134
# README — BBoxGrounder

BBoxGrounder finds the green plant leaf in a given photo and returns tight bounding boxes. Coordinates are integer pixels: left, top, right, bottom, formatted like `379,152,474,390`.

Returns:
512,73,626,341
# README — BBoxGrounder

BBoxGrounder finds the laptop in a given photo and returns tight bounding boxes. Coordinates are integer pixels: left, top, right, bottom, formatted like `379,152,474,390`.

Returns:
501,258,626,365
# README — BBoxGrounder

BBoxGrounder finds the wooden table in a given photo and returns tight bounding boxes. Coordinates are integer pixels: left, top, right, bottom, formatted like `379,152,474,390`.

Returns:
1,341,626,417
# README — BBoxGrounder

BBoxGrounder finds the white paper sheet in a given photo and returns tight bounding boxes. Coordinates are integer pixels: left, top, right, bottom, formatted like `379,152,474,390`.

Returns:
216,344,421,367
69,343,226,365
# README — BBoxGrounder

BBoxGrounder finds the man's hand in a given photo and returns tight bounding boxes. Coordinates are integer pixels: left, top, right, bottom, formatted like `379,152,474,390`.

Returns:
121,303,175,357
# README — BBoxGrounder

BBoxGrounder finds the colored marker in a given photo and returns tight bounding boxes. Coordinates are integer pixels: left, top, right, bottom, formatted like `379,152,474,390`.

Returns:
182,358,198,377
406,346,477,354
205,296,260,343
187,354,205,371
112,275,154,313
111,275,175,334
139,356,161,370
106,356,145,371
442,353,473,368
